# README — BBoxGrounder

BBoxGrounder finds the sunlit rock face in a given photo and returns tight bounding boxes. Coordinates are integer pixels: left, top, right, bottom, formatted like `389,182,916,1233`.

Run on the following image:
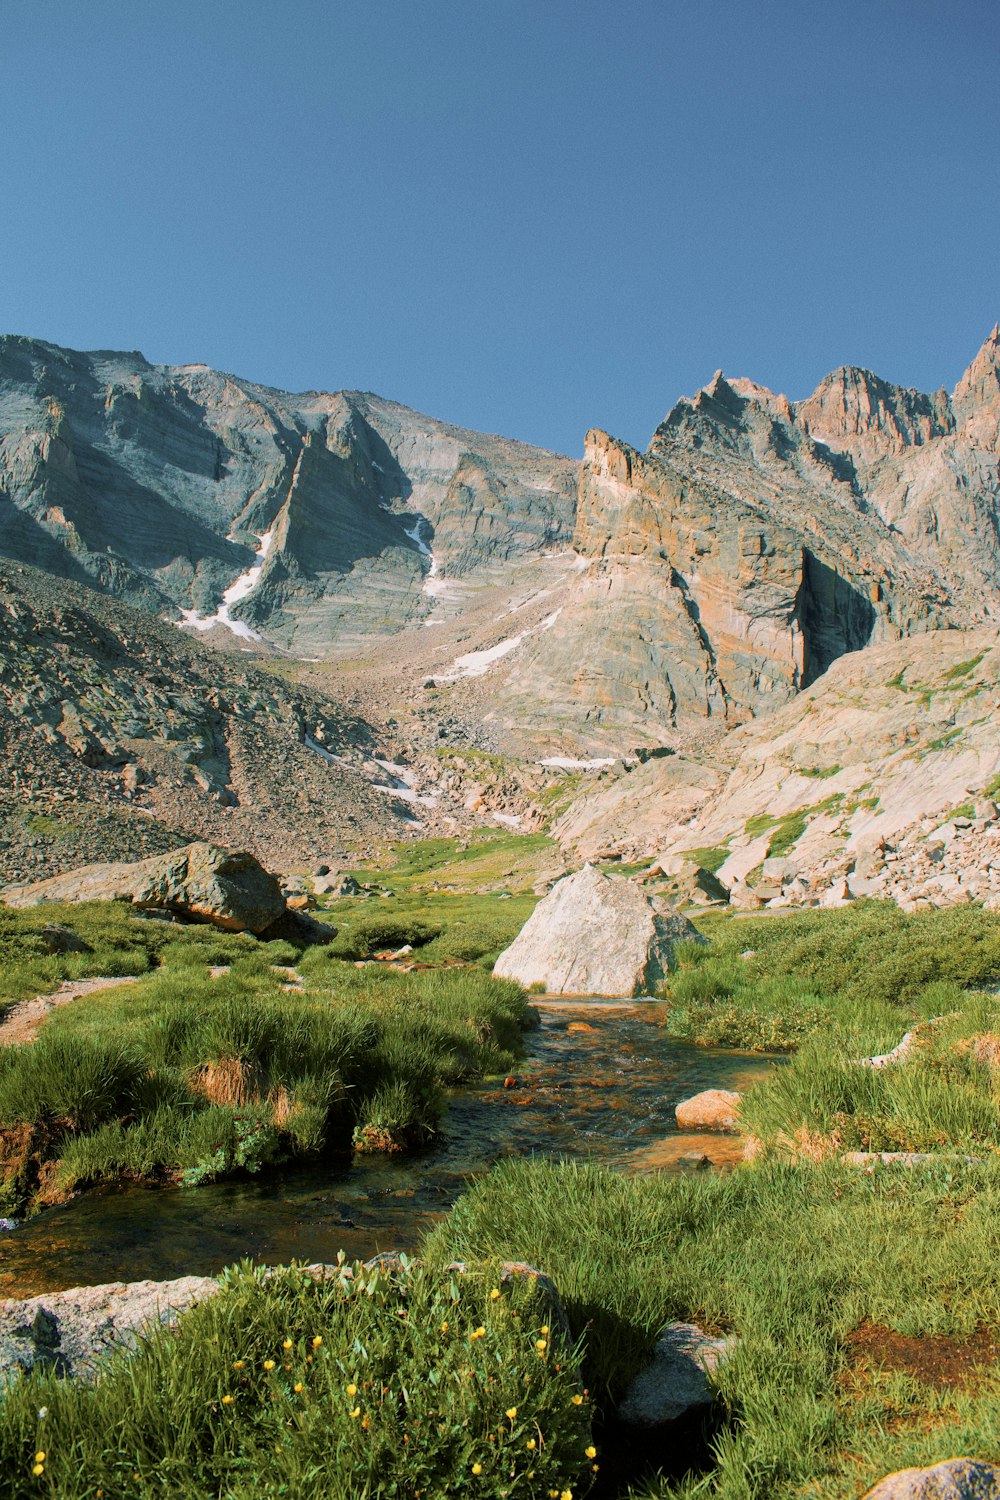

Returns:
0,337,577,657
3,329,1000,744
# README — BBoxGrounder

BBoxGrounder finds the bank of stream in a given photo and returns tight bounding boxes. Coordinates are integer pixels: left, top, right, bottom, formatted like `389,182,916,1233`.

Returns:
0,999,777,1299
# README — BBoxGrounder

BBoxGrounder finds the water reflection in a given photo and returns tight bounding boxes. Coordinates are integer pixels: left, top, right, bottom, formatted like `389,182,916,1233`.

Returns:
1,1001,778,1297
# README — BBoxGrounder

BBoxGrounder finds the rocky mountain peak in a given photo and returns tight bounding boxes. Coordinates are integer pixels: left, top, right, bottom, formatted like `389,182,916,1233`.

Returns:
794,365,953,457
952,322,1000,448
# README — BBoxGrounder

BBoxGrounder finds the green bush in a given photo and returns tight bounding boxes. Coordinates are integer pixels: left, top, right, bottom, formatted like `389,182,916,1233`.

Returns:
0,1258,594,1500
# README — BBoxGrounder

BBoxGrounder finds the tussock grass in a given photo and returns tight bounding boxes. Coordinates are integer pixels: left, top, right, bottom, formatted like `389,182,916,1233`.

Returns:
0,1257,594,1500
429,1157,1000,1500
0,919,529,1211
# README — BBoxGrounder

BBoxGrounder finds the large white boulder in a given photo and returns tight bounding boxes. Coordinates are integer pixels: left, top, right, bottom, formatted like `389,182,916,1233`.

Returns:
493,865,702,997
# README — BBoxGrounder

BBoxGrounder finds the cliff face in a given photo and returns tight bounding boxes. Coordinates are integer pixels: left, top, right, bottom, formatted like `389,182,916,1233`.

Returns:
0,338,578,657
2,329,1000,753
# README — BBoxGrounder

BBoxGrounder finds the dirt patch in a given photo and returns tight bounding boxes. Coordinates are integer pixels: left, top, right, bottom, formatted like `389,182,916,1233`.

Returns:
842,1320,1000,1390
0,976,139,1046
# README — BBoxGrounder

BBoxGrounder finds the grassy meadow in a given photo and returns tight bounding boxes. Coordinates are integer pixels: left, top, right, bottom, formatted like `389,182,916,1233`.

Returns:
0,894,529,1217
6,856,1000,1496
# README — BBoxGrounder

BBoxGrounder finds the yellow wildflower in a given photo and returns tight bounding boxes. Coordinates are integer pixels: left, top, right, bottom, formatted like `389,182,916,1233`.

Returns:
347,1383,358,1397
472,1463,482,1475
221,1395,234,1405
263,1360,275,1371
32,1464,44,1477
312,1335,323,1349
361,1413,370,1430
294,1382,304,1393
350,1407,361,1419
282,1338,293,1349
561,1491,573,1500
232,1360,244,1370
585,1446,597,1459
541,1325,549,1335
535,1339,547,1351
34,1453,45,1463
490,1288,501,1300
505,1406,517,1420
570,1393,583,1406
526,1438,536,1450
471,1326,486,1340
440,1321,449,1333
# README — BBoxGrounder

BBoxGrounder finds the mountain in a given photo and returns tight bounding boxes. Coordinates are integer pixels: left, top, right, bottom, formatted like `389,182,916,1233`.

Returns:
2,327,1000,891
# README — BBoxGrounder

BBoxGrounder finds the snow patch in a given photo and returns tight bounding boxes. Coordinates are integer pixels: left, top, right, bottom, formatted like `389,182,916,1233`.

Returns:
305,735,352,769
177,529,275,641
491,811,523,829
540,755,616,770
440,633,526,681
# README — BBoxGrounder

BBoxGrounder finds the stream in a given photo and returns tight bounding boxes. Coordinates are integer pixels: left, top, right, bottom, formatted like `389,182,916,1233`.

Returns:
0,1000,777,1299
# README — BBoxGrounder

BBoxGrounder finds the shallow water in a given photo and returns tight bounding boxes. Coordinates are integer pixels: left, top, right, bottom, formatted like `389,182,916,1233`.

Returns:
0,1000,778,1298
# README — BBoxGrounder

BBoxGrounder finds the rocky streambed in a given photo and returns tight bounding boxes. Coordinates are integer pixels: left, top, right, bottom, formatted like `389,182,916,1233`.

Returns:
0,999,775,1301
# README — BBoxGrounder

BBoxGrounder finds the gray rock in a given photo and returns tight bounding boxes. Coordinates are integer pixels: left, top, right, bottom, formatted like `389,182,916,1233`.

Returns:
493,865,704,997
39,923,91,955
3,842,287,934
618,1321,736,1427
863,1459,1000,1500
0,1219,18,1232
0,1275,218,1383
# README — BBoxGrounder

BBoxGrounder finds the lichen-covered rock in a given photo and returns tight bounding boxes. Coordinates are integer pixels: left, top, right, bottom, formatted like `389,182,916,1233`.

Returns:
0,1275,219,1382
3,842,286,933
493,865,702,997
862,1460,1000,1500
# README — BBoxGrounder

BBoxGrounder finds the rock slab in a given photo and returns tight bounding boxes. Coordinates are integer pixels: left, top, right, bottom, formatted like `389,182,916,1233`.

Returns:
0,1275,217,1382
618,1320,736,1427
493,865,703,997
863,1460,1000,1500
3,841,287,934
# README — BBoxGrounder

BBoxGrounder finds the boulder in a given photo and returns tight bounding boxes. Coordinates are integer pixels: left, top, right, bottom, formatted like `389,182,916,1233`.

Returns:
862,1460,1000,1500
675,1089,741,1131
493,865,704,997
3,842,287,934
39,924,91,955
0,1274,218,1381
683,867,730,905
618,1321,737,1427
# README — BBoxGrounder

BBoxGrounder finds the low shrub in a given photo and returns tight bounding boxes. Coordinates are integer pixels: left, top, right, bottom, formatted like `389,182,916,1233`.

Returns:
0,1257,594,1500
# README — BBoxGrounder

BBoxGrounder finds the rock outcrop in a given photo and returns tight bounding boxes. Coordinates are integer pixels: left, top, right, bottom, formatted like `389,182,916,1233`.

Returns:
555,628,1000,912
0,1275,218,1381
492,865,702,996
3,842,287,933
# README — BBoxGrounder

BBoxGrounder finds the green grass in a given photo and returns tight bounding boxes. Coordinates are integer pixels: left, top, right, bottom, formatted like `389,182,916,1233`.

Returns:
797,764,842,780
942,652,986,682
320,889,538,971
340,829,554,898
664,901,1000,1052
740,997,1000,1157
0,920,530,1214
677,846,731,875
428,1157,1000,1500
0,901,233,1018
0,1256,594,1500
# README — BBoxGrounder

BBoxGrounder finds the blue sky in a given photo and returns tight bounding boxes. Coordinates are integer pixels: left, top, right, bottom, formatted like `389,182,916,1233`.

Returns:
3,1,998,454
